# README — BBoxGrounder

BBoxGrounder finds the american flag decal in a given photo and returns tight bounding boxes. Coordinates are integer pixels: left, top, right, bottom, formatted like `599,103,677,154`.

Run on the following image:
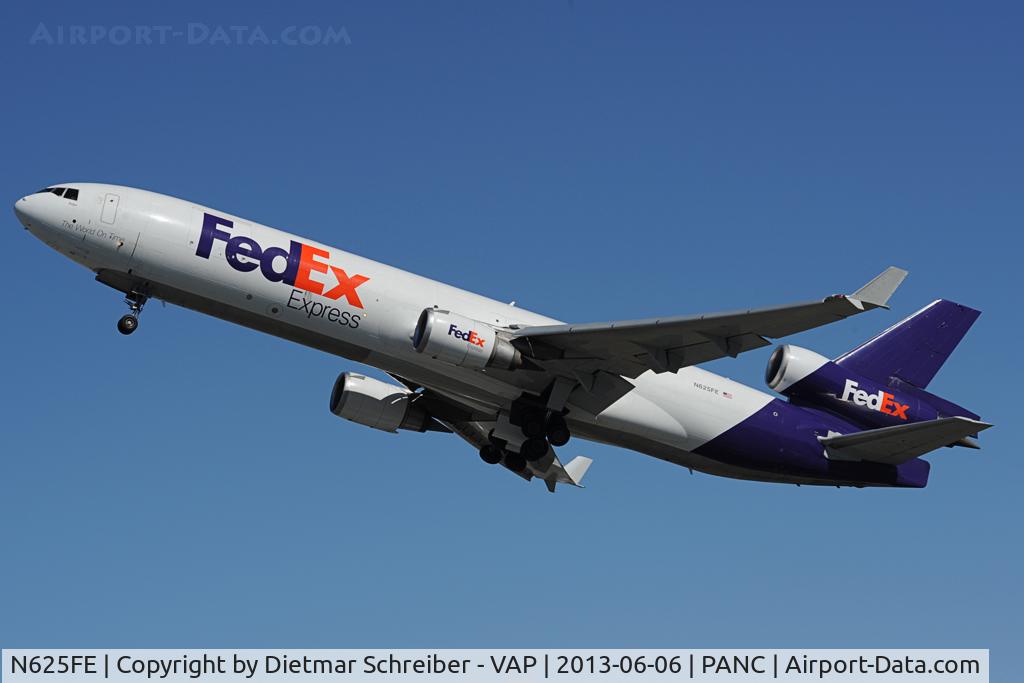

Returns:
723,391,733,399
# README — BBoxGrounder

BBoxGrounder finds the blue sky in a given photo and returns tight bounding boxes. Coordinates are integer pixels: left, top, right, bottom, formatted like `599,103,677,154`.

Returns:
1,0,1020,672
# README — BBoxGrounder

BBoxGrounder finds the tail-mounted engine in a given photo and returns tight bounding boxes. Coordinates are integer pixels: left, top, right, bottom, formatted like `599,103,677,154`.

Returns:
329,372,437,433
766,344,978,430
412,308,521,370
765,344,832,393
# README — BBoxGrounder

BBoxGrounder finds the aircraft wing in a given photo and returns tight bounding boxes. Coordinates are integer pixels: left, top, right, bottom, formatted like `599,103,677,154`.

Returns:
819,417,992,465
510,267,908,379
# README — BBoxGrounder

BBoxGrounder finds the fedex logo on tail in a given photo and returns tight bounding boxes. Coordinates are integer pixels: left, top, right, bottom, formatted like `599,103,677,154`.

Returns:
448,324,486,347
841,379,909,420
195,213,369,308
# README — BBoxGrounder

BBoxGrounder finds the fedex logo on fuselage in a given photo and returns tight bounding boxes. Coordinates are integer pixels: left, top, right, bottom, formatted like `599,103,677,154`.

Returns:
448,324,486,347
841,379,909,420
195,213,369,308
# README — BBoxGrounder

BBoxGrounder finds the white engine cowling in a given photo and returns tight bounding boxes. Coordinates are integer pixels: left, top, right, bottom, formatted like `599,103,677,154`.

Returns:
329,372,433,432
765,344,831,393
412,308,521,370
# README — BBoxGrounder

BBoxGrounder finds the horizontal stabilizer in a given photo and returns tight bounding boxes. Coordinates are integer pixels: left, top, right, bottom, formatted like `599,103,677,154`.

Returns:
819,417,992,465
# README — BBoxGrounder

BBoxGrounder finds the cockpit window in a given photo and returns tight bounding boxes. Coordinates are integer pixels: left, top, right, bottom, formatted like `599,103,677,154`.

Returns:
33,186,76,199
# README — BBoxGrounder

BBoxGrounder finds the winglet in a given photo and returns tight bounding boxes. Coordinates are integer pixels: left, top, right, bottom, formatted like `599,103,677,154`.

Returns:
563,456,593,486
851,266,908,309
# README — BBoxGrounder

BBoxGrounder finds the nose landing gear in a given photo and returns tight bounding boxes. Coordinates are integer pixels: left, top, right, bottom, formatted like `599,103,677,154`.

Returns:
116,315,138,335
116,292,148,335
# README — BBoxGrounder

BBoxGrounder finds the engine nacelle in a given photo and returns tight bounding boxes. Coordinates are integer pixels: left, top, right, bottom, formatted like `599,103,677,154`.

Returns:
412,308,521,370
765,344,831,392
329,372,434,433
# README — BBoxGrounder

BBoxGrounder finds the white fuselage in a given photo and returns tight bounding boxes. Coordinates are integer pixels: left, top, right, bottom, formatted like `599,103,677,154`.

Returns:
16,183,786,482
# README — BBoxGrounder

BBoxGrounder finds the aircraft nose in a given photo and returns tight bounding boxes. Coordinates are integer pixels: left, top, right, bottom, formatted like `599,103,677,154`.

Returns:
13,194,35,228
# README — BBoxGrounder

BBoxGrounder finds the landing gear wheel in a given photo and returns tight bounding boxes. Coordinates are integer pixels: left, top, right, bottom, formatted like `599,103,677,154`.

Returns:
521,437,549,462
520,411,546,439
117,291,148,336
479,444,503,465
504,451,527,473
546,415,571,447
117,314,139,335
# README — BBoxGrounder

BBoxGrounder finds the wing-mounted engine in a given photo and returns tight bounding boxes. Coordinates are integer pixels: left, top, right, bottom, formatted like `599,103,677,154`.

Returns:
329,372,443,433
412,308,522,370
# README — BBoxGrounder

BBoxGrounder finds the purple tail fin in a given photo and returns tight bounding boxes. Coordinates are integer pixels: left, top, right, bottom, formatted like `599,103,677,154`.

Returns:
835,299,980,389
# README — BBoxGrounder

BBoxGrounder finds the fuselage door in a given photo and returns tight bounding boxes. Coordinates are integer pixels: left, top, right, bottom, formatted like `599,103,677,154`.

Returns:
100,193,120,224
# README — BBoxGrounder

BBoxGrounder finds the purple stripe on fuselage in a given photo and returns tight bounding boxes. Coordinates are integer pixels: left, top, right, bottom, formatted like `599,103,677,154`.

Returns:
784,358,977,429
694,400,930,488
786,361,925,429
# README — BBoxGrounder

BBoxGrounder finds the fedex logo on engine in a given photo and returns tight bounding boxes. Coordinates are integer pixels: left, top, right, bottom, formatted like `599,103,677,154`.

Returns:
195,213,369,308
841,379,909,420
448,324,486,347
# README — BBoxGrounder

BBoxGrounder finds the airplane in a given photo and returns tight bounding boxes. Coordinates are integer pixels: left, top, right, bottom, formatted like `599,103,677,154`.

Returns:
14,183,991,492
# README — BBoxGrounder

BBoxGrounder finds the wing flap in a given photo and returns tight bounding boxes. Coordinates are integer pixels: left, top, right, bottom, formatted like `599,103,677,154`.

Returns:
819,417,992,465
561,456,592,485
